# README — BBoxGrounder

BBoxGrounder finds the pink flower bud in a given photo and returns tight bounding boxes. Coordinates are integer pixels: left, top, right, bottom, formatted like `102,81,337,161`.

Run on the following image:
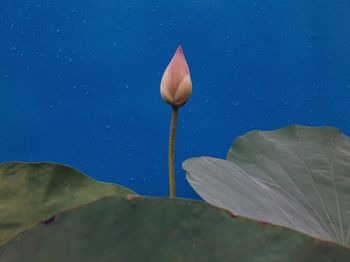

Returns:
160,46,192,107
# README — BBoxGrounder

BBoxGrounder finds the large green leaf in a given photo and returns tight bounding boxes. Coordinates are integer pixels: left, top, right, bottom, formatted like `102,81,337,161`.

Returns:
183,125,350,246
0,196,349,262
0,162,135,245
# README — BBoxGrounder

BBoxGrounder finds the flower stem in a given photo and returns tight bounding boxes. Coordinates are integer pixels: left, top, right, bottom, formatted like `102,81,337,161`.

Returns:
168,106,178,199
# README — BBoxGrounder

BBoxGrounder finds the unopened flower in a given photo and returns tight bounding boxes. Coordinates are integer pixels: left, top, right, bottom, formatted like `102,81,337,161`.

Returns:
160,46,192,107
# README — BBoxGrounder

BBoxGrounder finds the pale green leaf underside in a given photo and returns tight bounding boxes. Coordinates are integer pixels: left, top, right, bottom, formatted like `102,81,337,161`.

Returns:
183,125,350,246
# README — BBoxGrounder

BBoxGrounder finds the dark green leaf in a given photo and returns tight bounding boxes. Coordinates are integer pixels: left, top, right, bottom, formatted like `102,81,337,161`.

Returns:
0,162,135,245
0,196,349,262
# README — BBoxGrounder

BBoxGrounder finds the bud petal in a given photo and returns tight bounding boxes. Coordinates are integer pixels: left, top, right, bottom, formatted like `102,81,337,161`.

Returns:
174,74,192,107
160,79,174,105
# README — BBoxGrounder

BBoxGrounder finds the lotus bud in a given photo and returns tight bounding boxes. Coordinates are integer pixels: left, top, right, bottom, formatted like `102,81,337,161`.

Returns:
160,46,192,108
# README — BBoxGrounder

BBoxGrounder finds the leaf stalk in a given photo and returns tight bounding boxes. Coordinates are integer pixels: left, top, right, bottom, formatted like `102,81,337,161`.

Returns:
168,106,178,199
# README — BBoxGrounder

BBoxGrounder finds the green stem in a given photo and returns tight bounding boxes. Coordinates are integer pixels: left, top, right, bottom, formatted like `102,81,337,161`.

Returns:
168,106,178,199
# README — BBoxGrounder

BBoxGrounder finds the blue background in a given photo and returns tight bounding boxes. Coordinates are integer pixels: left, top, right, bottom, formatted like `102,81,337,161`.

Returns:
1,0,349,198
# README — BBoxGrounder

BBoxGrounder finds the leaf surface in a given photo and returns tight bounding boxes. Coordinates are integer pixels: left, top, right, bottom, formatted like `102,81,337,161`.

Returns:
0,196,349,262
183,125,350,246
0,162,135,245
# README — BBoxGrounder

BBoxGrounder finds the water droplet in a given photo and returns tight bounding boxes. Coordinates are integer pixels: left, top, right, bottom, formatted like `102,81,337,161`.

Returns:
105,125,112,129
